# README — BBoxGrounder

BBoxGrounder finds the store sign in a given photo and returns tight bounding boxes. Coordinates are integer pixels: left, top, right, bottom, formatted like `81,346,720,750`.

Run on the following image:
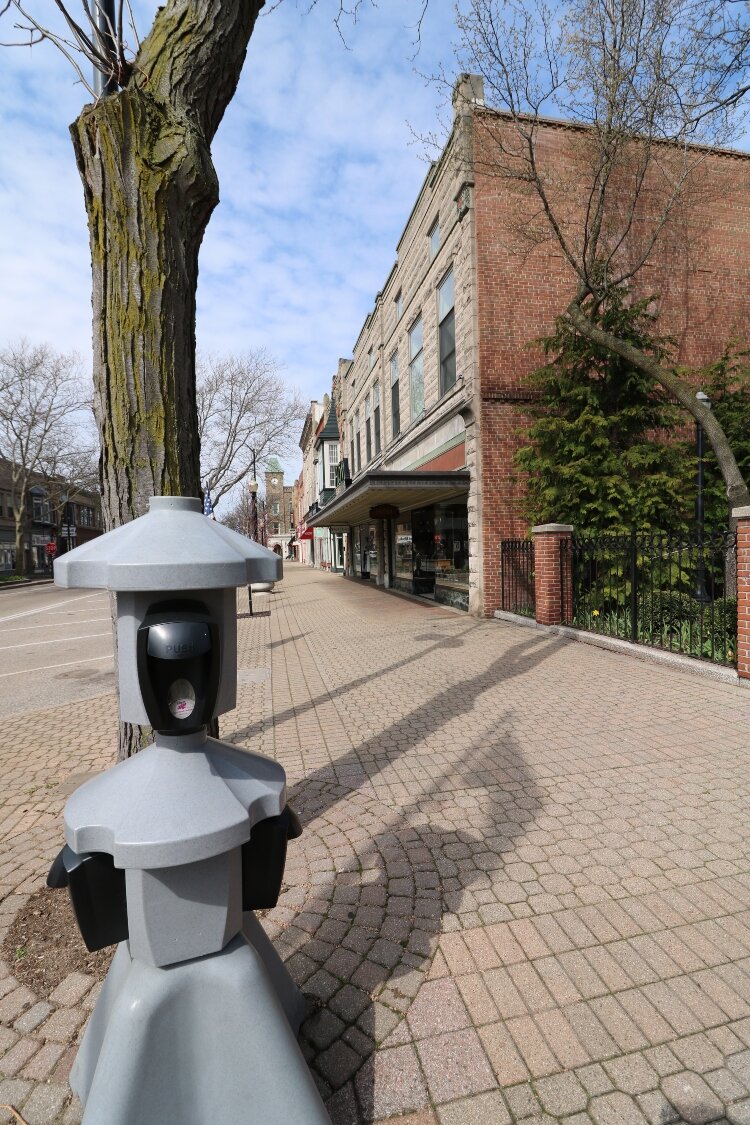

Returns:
298,525,313,540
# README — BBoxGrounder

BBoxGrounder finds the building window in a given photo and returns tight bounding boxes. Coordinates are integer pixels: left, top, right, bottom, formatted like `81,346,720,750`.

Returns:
350,423,355,480
373,383,381,455
390,352,400,439
328,443,339,487
355,408,361,472
368,347,376,371
429,218,440,259
271,522,279,535
409,317,424,420
272,501,280,515
78,506,94,527
365,392,372,464
438,268,456,396
395,290,403,320
31,492,50,523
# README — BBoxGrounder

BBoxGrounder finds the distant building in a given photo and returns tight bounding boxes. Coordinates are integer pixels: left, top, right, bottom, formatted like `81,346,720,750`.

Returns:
297,401,323,566
0,459,102,575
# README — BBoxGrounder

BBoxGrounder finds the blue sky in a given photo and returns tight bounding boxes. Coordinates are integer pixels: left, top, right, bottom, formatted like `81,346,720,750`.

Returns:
0,1,458,482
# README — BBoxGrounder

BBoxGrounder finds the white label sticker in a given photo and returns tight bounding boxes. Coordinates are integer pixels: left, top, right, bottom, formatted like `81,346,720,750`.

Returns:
168,678,196,719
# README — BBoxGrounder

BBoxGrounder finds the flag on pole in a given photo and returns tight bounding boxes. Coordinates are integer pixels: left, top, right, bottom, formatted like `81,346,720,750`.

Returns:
203,486,216,519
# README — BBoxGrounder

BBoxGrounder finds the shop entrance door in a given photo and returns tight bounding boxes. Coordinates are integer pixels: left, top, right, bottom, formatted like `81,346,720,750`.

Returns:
411,506,436,598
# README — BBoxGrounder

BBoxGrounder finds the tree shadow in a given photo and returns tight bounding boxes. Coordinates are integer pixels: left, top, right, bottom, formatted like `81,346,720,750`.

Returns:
284,631,561,802
257,632,563,1122
229,620,536,763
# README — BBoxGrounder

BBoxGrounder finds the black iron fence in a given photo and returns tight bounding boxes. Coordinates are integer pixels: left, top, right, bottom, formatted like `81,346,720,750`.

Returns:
500,539,535,617
562,529,737,667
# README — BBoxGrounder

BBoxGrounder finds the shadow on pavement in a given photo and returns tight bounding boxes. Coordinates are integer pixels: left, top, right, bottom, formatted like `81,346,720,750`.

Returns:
260,631,562,1121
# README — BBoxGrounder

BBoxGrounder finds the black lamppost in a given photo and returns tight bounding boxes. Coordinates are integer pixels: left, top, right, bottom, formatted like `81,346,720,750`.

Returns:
93,0,118,96
246,452,259,615
695,390,711,603
248,451,258,542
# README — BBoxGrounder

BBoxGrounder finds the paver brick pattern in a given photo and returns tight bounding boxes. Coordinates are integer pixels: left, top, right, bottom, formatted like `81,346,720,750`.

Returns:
3,567,750,1122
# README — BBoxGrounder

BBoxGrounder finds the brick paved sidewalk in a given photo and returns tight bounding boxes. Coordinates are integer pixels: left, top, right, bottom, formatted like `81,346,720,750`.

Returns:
3,565,750,1123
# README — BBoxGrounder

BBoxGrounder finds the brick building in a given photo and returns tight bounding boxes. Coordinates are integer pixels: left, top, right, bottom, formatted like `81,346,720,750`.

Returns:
308,75,750,615
0,458,102,576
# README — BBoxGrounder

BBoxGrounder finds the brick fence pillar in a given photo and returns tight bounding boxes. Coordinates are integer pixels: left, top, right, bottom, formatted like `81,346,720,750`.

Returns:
532,523,573,627
733,506,750,679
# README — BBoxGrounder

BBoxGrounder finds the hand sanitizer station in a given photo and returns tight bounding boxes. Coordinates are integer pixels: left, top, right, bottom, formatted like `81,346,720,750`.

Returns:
48,496,330,1125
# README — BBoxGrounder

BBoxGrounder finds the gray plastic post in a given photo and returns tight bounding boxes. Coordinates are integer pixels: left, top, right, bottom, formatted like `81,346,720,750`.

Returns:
53,498,330,1124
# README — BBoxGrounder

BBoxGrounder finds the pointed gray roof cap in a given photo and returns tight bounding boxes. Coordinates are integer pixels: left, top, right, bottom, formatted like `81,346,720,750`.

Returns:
54,496,282,590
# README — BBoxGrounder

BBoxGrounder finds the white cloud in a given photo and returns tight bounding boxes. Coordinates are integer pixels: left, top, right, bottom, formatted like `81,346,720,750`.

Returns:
0,0,457,483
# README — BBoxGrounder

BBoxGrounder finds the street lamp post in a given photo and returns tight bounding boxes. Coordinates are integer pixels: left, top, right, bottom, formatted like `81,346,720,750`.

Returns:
248,451,259,542
93,0,118,96
247,451,259,614
695,390,711,604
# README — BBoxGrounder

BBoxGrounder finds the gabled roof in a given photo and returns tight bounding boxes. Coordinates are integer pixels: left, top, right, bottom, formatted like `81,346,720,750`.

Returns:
316,394,340,444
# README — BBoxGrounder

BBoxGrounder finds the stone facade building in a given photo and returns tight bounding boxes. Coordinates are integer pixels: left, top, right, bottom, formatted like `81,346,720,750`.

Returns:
307,75,750,615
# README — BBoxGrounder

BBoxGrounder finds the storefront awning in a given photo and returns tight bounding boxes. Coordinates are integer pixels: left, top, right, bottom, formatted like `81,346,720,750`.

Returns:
307,470,470,528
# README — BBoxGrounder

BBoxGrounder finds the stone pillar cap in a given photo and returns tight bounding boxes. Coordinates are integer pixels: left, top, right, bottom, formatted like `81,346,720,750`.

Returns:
732,506,750,519
532,523,574,534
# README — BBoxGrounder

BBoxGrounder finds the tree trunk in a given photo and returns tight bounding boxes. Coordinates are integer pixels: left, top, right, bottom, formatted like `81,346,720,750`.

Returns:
13,507,25,577
71,88,209,524
69,0,264,758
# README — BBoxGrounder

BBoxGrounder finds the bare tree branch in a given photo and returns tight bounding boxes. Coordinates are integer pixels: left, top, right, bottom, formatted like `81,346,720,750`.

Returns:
197,351,306,509
0,340,91,574
0,0,136,95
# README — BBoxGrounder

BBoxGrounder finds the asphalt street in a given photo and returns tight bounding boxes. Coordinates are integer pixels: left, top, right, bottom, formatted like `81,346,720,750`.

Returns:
0,582,114,719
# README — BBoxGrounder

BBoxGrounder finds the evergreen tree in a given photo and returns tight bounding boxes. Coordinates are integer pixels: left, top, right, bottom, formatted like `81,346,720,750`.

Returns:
691,348,750,538
515,292,693,535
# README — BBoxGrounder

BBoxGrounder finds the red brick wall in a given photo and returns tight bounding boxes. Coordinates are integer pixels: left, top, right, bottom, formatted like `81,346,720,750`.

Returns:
479,402,532,613
737,514,750,679
420,442,466,473
473,115,750,615
533,526,573,627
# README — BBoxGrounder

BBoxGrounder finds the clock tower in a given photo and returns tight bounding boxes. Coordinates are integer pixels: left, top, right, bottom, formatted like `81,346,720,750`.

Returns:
264,458,294,557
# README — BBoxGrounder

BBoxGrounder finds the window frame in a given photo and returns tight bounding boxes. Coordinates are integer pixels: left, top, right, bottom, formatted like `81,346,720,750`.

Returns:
364,392,372,463
373,383,381,456
438,267,456,398
428,217,440,260
328,443,339,488
389,351,400,439
408,316,425,421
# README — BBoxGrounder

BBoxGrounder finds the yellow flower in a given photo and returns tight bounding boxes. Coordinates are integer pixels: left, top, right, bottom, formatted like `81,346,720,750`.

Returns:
592,609,600,617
